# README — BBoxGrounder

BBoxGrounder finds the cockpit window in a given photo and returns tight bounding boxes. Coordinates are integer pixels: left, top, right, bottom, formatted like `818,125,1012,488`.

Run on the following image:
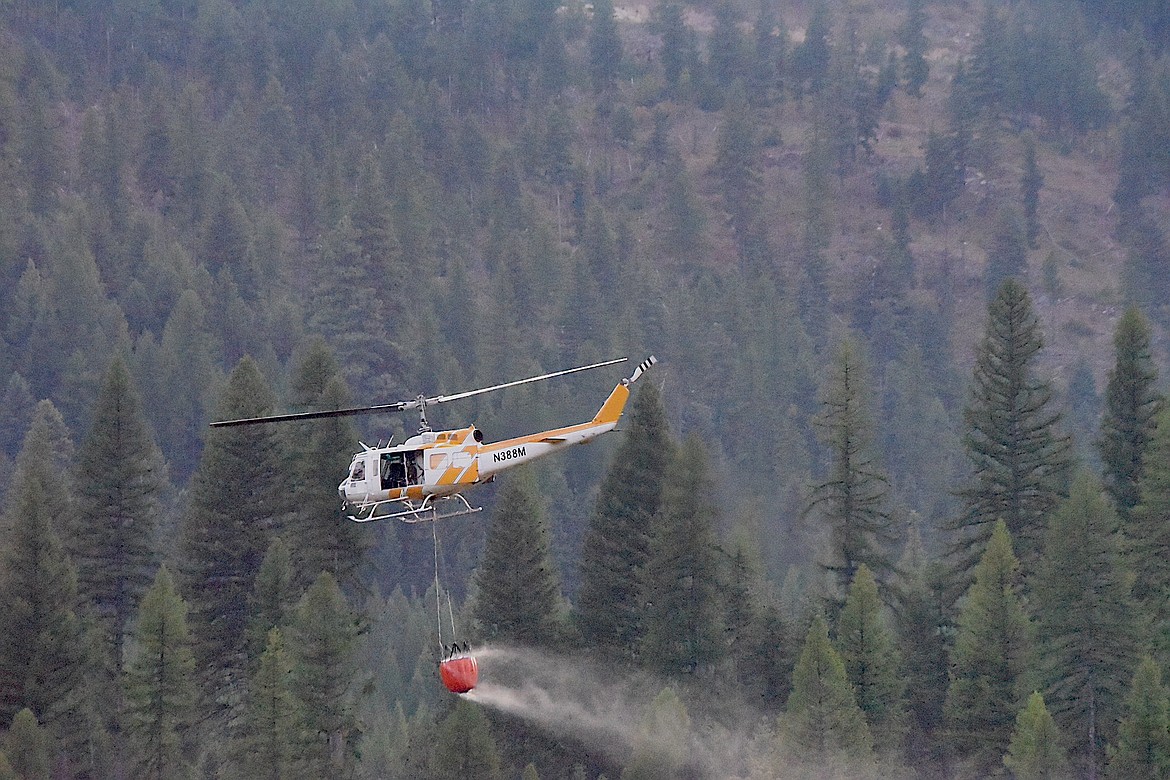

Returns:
351,461,365,481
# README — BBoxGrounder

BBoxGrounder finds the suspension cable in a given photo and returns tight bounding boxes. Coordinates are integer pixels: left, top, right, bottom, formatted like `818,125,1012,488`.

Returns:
432,521,444,652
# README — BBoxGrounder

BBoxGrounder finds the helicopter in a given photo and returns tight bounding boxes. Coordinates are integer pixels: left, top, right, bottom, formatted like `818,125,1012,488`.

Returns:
210,356,657,523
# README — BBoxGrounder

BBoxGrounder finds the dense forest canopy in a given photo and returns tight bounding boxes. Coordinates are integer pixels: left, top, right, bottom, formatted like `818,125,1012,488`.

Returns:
2,0,1170,777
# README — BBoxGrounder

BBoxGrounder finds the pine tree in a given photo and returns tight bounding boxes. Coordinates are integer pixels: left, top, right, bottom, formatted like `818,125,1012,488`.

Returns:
622,687,692,780
1034,473,1141,775
950,279,1070,579
898,0,929,97
72,357,165,670
806,337,897,602
122,566,197,780
1134,406,1170,663
0,463,88,747
1107,656,1170,780
290,572,360,777
892,527,950,765
791,1,832,96
1098,307,1162,526
180,356,290,716
2,709,49,780
474,469,567,647
945,520,1033,776
246,537,299,662
641,435,724,676
431,699,501,780
234,629,306,780
285,340,367,590
588,0,621,91
779,614,874,767
577,383,673,658
1003,692,1070,780
712,83,763,253
835,564,906,752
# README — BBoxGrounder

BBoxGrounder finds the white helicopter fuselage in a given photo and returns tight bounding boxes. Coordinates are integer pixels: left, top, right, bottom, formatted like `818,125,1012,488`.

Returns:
338,378,633,514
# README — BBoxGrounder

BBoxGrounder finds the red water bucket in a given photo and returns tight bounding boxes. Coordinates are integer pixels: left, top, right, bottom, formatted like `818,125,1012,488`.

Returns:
439,655,479,693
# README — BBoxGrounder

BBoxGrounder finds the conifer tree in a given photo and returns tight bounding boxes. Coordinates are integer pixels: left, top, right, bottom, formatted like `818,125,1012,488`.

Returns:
234,629,306,780
246,537,299,663
898,0,929,96
432,699,501,780
0,464,88,746
712,83,763,253
588,0,621,91
290,572,360,778
622,687,692,780
1003,692,1070,780
474,469,567,647
641,435,724,676
1107,656,1170,780
1034,473,1140,775
892,527,950,764
1098,307,1162,526
2,709,49,780
0,752,15,780
1133,406,1170,660
73,357,165,670
180,356,290,716
779,614,874,767
285,340,367,590
835,564,906,751
577,383,673,658
806,337,897,602
950,279,1069,579
945,520,1033,776
122,566,197,780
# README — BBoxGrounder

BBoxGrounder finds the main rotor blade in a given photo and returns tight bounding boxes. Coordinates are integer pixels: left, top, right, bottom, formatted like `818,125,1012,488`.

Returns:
209,401,409,427
426,357,627,406
208,357,627,427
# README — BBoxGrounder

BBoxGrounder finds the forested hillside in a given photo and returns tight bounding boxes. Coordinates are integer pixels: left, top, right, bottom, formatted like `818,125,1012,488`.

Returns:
2,0,1170,777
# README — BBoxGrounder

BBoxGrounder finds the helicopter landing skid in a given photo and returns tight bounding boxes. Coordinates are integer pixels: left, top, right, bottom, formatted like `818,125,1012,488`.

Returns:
347,493,483,524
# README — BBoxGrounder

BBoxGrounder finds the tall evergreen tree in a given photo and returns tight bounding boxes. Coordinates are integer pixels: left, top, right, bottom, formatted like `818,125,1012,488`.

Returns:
1098,307,1162,526
622,687,693,780
1133,406,1170,662
72,357,166,670
945,520,1033,777
641,435,724,676
577,383,673,659
806,337,897,602
246,536,300,663
892,527,950,766
234,629,306,780
122,566,197,780
588,0,622,91
431,700,501,780
712,83,763,253
950,279,1070,579
779,614,874,768
0,464,88,753
285,340,367,591
1107,656,1170,780
1034,473,1141,775
835,564,906,752
898,0,929,96
1003,692,1070,780
180,356,290,717
474,469,567,647
289,572,360,778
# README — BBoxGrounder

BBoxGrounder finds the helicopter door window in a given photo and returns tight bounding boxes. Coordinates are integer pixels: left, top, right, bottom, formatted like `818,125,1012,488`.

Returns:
381,452,417,490
351,461,365,481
